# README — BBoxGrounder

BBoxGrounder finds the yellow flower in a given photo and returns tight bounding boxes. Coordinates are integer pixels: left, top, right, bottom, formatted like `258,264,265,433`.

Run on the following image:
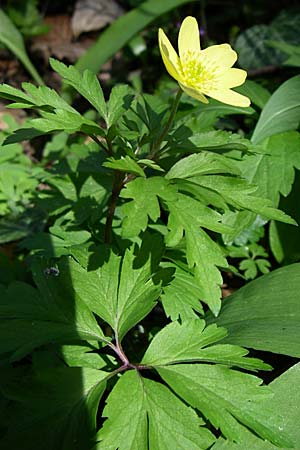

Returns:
158,16,250,107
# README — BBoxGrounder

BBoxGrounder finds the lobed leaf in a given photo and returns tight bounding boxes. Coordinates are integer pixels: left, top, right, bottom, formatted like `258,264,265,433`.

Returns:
63,245,161,340
50,58,107,119
159,364,291,447
142,320,270,371
96,370,215,450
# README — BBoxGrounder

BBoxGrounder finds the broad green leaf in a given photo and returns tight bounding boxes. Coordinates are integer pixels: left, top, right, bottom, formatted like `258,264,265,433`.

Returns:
212,363,300,449
96,370,215,450
160,263,204,320
235,24,285,70
251,76,300,144
64,246,161,340
208,263,300,357
0,9,42,84
269,171,300,264
50,58,107,119
103,156,145,177
0,367,108,450
106,84,134,129
120,176,177,238
142,320,270,371
159,364,291,447
268,41,300,66
0,259,107,360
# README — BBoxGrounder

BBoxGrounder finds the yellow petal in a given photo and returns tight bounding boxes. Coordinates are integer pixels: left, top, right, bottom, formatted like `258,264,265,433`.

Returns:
204,88,250,107
158,28,181,81
201,44,237,70
179,82,208,103
178,16,201,59
217,68,247,88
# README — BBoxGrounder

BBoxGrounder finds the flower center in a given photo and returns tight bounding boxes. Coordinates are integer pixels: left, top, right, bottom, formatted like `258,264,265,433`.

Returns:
181,51,218,90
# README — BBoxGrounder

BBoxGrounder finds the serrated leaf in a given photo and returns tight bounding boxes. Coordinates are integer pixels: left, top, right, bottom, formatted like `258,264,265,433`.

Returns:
28,109,104,135
63,245,161,340
165,194,229,315
106,85,134,128
251,76,300,144
138,159,165,172
159,364,291,447
209,263,300,358
60,344,109,369
50,58,107,119
166,152,241,179
239,259,258,279
0,367,108,450
142,320,269,371
191,175,296,225
160,263,204,321
96,370,215,450
212,363,300,449
241,131,300,206
120,176,177,238
103,156,145,177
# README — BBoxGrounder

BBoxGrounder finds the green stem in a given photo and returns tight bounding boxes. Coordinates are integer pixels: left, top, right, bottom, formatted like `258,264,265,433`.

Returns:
150,87,182,158
104,170,124,244
90,134,110,155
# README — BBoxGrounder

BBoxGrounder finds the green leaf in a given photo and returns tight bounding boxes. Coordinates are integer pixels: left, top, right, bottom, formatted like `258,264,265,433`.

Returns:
62,245,161,340
242,131,300,206
166,152,241,179
0,82,75,112
96,370,215,450
0,367,108,450
50,58,107,119
60,344,109,369
106,84,134,128
159,364,291,447
160,263,204,321
239,259,258,279
251,76,300,144
142,320,270,371
0,9,42,84
190,175,296,225
208,263,300,357
103,156,145,177
269,171,300,264
28,109,104,135
0,258,107,360
165,194,230,315
120,176,177,238
235,24,285,70
212,363,300,449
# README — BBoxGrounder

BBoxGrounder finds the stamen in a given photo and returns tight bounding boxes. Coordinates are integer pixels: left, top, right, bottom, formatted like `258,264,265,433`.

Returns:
181,50,219,90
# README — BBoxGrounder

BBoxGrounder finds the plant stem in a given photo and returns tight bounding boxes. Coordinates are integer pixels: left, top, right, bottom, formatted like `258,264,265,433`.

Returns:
104,170,124,244
90,134,111,155
150,87,182,159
